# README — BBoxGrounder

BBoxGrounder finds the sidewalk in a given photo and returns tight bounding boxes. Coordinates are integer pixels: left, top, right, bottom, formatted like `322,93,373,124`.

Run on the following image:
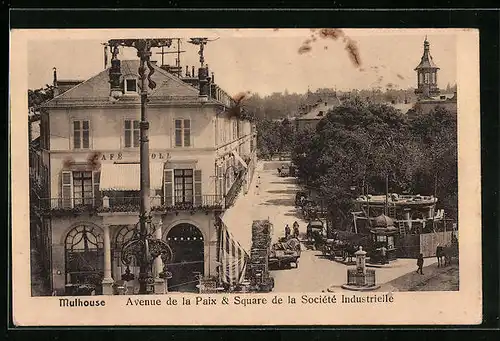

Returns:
382,262,459,292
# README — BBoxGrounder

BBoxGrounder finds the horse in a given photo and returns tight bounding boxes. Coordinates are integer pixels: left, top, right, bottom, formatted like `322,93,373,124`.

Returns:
436,245,445,267
437,244,458,267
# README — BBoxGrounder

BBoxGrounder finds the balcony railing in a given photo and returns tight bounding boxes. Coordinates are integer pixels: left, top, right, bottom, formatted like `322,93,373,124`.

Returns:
39,195,225,215
225,170,246,208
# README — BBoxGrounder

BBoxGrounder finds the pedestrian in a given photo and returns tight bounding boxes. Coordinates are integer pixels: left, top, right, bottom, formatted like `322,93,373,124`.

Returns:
284,224,291,238
277,168,282,176
416,253,424,275
293,221,300,238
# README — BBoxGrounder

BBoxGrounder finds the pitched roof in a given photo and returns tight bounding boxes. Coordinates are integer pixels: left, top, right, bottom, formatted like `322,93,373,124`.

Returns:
414,39,439,70
296,98,342,121
45,60,200,104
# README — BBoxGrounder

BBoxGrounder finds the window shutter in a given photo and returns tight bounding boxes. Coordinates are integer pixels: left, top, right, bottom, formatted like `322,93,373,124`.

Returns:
164,169,173,206
61,171,73,209
194,169,202,206
93,171,101,207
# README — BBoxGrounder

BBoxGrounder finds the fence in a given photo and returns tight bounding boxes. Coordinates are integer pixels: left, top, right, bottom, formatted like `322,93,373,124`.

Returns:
346,269,376,287
396,231,455,258
39,194,224,213
420,231,455,257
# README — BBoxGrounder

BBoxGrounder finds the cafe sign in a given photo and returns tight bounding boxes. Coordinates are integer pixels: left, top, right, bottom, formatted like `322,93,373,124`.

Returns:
92,151,171,162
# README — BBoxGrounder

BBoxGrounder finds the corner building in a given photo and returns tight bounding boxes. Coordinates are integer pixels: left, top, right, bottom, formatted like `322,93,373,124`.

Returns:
39,59,257,295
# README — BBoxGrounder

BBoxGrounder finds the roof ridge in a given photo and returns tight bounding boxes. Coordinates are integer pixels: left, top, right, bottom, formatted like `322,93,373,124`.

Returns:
150,64,200,96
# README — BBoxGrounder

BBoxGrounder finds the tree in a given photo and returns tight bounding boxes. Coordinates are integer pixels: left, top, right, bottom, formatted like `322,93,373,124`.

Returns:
409,106,458,219
292,97,413,229
28,85,54,108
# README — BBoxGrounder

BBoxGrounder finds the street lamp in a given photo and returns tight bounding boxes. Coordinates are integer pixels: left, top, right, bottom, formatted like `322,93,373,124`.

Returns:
107,38,174,294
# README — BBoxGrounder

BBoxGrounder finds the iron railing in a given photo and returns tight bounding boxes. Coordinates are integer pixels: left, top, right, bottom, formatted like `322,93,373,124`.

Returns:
39,195,225,214
224,170,246,208
346,269,376,287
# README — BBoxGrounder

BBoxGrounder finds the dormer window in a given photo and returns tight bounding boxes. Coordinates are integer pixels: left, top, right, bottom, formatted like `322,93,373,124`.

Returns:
125,78,137,93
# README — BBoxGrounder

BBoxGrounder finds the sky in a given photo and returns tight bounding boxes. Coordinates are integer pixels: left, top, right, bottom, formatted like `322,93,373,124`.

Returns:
27,29,457,96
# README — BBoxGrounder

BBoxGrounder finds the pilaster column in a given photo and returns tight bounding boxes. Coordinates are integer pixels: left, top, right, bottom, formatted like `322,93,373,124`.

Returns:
154,219,164,276
102,223,114,295
154,218,166,294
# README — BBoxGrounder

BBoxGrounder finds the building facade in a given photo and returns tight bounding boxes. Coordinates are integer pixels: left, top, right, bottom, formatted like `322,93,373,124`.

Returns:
37,58,257,295
295,91,342,131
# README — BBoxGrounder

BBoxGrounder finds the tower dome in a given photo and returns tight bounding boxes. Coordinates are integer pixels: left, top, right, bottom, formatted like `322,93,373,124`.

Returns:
414,36,440,99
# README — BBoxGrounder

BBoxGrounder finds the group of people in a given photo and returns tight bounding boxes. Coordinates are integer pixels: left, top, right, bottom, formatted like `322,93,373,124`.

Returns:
284,221,300,239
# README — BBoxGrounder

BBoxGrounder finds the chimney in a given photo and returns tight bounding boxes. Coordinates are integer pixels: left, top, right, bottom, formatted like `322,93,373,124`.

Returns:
192,66,195,77
53,67,59,96
198,66,209,99
211,72,215,84
185,65,189,77
109,57,122,99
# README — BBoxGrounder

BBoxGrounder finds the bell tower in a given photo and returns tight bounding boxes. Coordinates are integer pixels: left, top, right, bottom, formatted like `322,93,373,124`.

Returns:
414,36,440,98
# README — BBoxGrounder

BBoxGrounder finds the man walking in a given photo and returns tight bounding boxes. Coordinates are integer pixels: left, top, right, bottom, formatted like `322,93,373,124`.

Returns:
284,224,291,238
292,221,300,238
416,253,424,275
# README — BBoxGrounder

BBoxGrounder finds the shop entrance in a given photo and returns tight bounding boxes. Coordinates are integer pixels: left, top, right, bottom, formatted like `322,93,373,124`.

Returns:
166,223,204,292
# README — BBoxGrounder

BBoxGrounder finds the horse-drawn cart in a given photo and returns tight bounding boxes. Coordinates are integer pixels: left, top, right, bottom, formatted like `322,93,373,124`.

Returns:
321,239,345,259
269,236,301,269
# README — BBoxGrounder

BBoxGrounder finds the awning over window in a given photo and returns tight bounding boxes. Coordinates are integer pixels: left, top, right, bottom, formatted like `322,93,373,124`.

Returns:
99,163,164,191
231,150,248,169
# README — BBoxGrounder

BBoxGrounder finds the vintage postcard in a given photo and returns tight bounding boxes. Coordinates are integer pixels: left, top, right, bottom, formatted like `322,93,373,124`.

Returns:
11,28,481,326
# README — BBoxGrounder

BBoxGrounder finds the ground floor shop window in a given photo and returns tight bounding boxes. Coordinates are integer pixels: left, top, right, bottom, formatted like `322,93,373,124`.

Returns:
65,224,104,295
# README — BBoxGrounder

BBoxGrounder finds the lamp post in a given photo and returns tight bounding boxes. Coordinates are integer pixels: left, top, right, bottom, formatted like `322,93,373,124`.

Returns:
107,38,174,294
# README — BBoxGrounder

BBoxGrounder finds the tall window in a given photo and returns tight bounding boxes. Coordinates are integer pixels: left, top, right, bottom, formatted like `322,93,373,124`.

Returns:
124,120,140,148
73,120,90,149
73,171,93,206
175,119,191,147
174,169,193,203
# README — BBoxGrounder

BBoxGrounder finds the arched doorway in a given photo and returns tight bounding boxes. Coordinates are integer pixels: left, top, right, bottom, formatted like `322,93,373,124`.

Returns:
166,223,204,293
65,224,104,295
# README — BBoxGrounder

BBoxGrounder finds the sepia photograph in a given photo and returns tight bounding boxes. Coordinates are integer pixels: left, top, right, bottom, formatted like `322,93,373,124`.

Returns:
11,28,481,325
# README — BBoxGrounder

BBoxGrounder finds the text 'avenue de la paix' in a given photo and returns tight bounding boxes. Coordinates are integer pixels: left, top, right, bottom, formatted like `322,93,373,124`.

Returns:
58,293,394,308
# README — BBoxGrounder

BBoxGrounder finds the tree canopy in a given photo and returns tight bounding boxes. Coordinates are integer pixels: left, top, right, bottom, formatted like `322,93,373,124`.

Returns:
292,98,457,229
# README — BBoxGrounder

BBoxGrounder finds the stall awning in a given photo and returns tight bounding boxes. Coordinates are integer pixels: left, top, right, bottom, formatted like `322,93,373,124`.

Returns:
218,221,249,286
99,163,164,191
232,150,248,169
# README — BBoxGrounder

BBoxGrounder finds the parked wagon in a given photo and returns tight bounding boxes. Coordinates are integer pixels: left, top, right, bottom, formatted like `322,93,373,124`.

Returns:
269,236,301,269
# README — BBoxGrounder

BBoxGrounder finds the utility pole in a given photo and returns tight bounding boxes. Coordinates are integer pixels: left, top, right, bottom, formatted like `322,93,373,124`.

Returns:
107,38,174,295
156,39,185,77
